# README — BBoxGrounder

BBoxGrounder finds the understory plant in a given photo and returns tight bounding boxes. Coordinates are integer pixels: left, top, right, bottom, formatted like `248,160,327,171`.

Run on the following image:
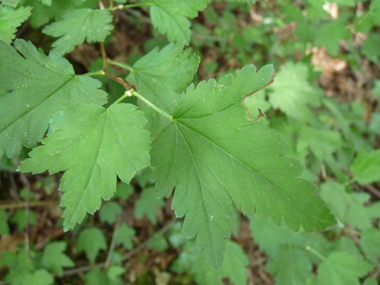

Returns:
0,0,380,284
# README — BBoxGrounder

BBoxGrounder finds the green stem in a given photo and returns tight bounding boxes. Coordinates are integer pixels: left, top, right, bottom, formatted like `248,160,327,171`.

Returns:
82,70,105,77
343,178,355,186
108,92,130,109
109,2,155,10
305,245,326,261
132,90,173,121
107,59,134,72
109,0,113,10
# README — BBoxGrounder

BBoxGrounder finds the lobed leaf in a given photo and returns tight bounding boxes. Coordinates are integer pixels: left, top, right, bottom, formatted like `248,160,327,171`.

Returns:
150,0,211,44
19,104,150,230
151,64,336,269
128,43,199,135
0,5,31,44
43,8,113,55
0,39,107,158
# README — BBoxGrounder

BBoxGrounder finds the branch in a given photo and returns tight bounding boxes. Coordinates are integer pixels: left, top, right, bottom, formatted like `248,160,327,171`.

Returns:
0,200,59,210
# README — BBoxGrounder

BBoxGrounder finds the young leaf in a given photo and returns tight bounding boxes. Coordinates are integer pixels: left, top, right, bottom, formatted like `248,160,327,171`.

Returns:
0,5,31,44
319,181,380,231
43,9,113,55
361,34,380,64
0,210,10,235
10,209,37,231
135,187,165,225
149,232,169,251
128,43,199,135
267,61,322,122
19,104,150,231
99,201,123,224
116,224,135,249
266,245,313,285
23,269,54,285
151,64,335,269
351,149,380,184
150,0,211,44
24,0,94,28
42,241,75,276
77,228,107,263
114,182,134,201
360,229,380,264
0,39,107,158
314,20,351,56
172,240,249,285
315,252,373,285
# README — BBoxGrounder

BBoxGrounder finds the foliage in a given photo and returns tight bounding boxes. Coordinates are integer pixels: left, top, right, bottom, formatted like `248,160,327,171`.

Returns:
0,0,380,284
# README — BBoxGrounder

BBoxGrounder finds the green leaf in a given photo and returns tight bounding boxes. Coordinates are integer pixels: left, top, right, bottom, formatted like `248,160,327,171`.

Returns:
19,104,150,231
314,20,351,56
355,0,380,33
149,232,169,251
0,39,107,158
116,224,135,249
249,215,332,262
172,240,249,285
10,209,37,231
42,241,75,276
360,229,380,264
361,34,380,64
106,265,126,281
135,187,165,224
152,64,335,269
43,9,113,55
84,268,108,285
0,210,10,235
351,149,380,184
0,5,31,44
114,182,134,201
23,269,54,285
99,201,123,224
319,181,379,231
315,252,373,285
128,43,199,135
267,61,322,122
24,0,94,28
77,227,107,263
150,0,211,44
267,245,313,285
220,241,249,285
2,0,22,7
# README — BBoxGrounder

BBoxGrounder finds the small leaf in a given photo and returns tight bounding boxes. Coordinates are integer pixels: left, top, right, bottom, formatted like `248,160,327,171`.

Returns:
315,252,373,284
360,229,380,264
10,209,37,232
42,241,75,276
319,181,379,231
77,228,107,263
23,269,54,285
99,202,123,224
150,0,211,44
149,232,169,252
135,187,165,225
351,149,380,184
128,43,199,135
267,61,322,122
267,245,313,285
116,224,135,250
0,5,31,44
42,8,113,55
0,210,10,235
114,183,134,201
